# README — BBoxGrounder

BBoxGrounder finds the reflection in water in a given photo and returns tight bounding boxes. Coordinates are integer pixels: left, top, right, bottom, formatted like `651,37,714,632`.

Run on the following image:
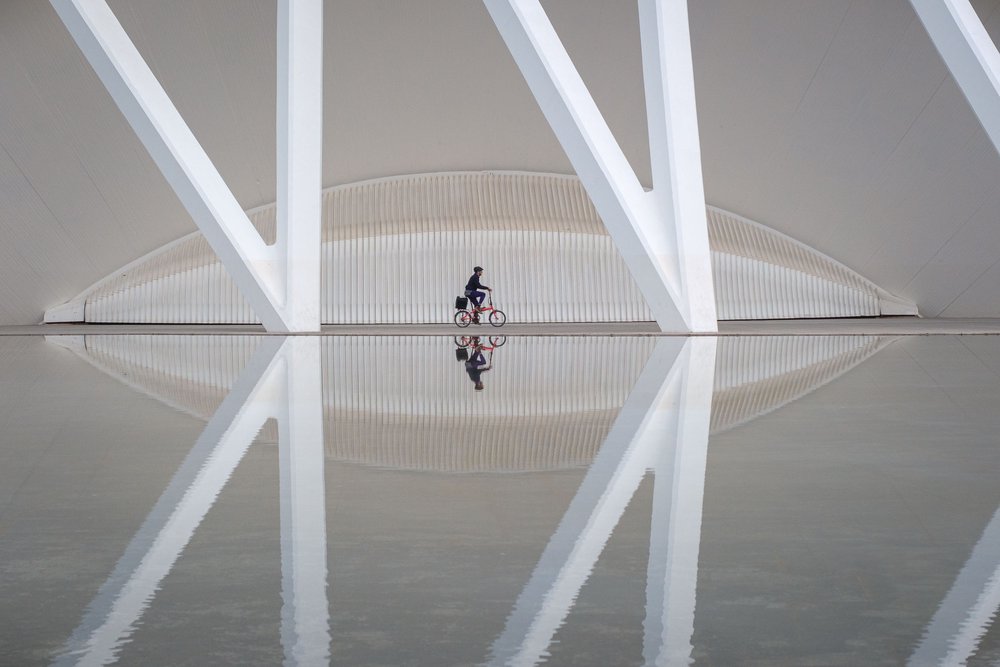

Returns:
53,338,329,667
910,505,1000,667
487,338,716,667
32,333,1000,665
48,335,896,471
455,336,504,392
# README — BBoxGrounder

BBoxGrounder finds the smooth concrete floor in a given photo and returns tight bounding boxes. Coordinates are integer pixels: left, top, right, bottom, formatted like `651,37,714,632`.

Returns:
5,316,1000,336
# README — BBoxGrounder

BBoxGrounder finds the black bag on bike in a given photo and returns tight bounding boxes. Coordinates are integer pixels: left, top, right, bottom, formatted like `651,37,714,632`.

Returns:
455,347,469,362
455,296,468,310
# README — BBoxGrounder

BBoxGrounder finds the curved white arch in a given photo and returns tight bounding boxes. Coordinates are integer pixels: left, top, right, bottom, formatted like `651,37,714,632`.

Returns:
44,172,916,324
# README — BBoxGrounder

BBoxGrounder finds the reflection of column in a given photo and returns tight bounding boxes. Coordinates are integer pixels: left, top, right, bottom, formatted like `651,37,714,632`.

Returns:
487,337,716,666
279,338,330,666
909,504,1000,667
54,337,329,666
644,338,716,667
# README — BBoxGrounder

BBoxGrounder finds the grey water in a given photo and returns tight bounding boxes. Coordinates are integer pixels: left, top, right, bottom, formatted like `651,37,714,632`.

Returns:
1,334,999,666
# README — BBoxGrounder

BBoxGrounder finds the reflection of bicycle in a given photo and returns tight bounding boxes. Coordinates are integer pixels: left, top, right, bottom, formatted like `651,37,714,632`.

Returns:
455,292,507,328
454,335,506,349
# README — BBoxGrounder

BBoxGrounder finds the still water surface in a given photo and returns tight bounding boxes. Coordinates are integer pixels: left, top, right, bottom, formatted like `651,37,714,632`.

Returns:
1,334,999,666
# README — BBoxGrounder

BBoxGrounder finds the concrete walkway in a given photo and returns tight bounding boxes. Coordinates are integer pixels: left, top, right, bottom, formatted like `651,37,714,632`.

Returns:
4,317,1000,336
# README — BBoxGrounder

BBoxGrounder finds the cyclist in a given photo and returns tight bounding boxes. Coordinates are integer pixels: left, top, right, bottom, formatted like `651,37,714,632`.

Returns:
464,266,492,324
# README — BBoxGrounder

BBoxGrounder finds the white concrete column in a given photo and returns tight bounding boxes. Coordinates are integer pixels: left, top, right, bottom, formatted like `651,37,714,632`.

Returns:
639,0,718,331
277,0,324,331
482,0,717,332
50,0,325,332
910,0,1000,157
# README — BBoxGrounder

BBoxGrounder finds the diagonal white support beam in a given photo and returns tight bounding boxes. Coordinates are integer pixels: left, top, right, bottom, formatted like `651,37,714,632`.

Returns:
487,338,714,666
279,338,331,665
482,0,717,332
643,338,716,667
49,0,324,332
910,0,1000,157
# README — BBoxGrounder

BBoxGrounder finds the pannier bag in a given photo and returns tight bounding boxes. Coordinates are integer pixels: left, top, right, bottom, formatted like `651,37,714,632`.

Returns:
455,347,469,362
455,296,469,310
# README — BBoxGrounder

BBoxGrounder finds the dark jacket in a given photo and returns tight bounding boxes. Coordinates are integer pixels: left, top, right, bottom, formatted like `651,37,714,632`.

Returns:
465,273,489,292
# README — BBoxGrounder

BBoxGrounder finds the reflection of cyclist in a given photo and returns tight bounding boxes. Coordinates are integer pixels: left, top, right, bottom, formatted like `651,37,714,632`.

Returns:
464,338,492,391
464,266,491,325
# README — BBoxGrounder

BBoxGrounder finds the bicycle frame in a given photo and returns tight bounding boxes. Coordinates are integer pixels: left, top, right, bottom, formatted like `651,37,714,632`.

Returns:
468,292,498,316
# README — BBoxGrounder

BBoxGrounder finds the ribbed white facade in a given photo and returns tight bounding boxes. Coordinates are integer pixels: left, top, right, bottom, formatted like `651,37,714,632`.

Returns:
45,173,916,325
50,334,896,472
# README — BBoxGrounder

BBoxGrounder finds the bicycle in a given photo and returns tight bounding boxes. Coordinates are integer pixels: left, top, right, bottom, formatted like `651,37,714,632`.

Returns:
454,292,507,328
453,334,506,349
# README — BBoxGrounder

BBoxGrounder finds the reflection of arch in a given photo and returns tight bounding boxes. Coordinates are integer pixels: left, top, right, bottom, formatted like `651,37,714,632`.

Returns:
44,172,916,324
710,335,898,434
48,334,896,472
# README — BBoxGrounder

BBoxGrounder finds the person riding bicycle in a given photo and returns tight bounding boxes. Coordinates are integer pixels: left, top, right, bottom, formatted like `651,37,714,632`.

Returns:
464,266,491,324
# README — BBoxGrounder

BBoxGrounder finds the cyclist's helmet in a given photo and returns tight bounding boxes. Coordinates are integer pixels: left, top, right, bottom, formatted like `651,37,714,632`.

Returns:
473,266,484,272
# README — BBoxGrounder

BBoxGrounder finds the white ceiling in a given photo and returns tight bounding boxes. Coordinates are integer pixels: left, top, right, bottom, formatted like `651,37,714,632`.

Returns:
0,0,999,324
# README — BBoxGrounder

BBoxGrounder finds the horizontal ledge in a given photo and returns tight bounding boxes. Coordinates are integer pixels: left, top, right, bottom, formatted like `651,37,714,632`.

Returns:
9,317,1000,337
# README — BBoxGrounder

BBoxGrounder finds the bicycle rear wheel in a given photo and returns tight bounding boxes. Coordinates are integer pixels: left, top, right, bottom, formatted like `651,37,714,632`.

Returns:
454,310,473,328
489,310,507,327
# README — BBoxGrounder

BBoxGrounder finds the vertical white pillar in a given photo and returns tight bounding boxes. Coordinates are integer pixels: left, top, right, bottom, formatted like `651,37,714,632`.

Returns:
639,0,718,331
277,0,324,331
482,0,717,332
51,0,326,332
49,0,289,331
279,338,331,665
910,0,1000,156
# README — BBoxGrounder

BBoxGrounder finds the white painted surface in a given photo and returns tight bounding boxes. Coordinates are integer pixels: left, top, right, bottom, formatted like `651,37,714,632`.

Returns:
483,0,715,332
48,0,291,331
46,173,914,324
276,0,324,331
910,0,1000,156
4,1,997,324
639,0,718,331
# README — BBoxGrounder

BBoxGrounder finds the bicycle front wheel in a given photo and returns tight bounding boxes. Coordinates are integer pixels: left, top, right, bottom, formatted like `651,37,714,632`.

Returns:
489,310,507,327
489,335,507,347
454,310,473,328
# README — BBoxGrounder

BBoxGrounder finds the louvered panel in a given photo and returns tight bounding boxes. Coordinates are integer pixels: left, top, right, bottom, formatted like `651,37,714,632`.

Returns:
51,172,915,323
322,231,648,323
